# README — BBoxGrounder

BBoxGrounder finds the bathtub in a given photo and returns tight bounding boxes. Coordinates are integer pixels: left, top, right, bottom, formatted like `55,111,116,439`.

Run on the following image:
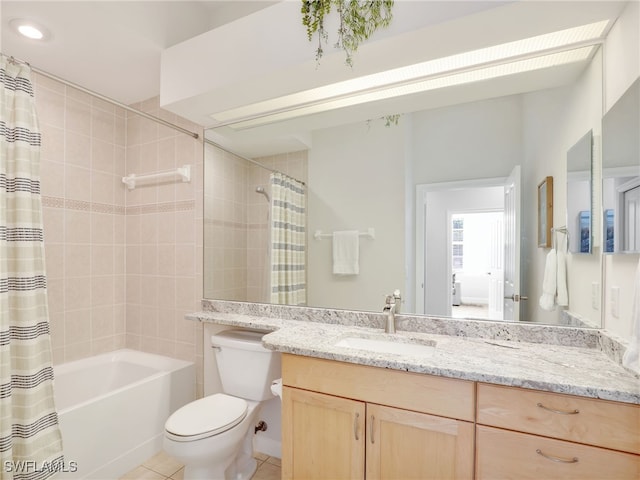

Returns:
54,349,195,479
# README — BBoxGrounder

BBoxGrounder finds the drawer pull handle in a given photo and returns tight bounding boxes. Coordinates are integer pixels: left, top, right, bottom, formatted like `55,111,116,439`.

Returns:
537,403,579,415
536,449,579,464
369,415,375,444
353,413,360,440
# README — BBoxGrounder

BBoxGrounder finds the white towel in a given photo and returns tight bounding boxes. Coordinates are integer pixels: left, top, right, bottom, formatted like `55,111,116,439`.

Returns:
333,230,359,275
556,235,569,307
622,259,640,375
539,249,557,311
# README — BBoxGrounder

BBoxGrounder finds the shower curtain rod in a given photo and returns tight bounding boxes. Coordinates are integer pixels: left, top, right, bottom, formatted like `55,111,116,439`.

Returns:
4,54,306,185
4,54,200,140
203,137,306,185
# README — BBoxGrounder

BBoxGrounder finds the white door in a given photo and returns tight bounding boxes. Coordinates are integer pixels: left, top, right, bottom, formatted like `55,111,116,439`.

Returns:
503,166,522,321
487,216,504,320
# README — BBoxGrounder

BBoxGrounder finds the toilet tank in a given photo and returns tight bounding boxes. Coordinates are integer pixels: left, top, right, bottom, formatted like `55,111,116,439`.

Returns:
211,329,281,402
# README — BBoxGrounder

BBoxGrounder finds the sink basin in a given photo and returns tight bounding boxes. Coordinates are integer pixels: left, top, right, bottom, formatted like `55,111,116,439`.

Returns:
334,336,435,357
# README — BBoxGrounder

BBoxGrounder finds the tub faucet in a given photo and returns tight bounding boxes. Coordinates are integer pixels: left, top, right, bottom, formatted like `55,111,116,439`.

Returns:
383,290,402,334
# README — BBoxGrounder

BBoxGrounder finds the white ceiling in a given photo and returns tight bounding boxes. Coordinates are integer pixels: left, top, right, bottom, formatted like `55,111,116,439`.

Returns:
1,1,276,104
0,0,522,107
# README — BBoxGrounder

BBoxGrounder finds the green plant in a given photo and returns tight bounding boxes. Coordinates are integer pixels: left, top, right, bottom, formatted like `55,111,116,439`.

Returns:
366,114,402,129
302,0,394,66
383,114,401,127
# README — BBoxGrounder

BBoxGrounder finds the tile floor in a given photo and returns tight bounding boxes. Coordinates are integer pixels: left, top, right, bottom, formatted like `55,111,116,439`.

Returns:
120,451,281,480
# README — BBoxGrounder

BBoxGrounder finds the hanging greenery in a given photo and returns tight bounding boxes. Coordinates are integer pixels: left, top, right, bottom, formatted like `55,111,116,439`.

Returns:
366,114,402,129
383,114,401,127
301,0,394,66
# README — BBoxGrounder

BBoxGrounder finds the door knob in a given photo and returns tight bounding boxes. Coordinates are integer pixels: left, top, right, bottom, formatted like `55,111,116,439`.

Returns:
505,294,528,302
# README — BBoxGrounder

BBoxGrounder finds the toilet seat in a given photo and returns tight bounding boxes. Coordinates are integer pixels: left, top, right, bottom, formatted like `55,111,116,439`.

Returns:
165,393,248,442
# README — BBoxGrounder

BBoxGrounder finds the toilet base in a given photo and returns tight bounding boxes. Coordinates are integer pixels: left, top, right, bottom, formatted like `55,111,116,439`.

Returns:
224,454,257,480
182,446,257,480
164,400,262,480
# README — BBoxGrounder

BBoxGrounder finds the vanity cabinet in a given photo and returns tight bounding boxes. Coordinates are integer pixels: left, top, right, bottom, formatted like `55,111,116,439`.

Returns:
281,354,639,479
476,383,640,479
281,354,475,479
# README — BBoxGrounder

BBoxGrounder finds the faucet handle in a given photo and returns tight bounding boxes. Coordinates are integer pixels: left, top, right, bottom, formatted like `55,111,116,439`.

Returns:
384,290,402,306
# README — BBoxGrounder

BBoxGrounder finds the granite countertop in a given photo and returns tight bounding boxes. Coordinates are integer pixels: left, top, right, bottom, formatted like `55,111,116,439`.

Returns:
187,308,640,405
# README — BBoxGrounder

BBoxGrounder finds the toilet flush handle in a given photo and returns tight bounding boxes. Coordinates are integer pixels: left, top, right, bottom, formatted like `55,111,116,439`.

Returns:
211,344,221,351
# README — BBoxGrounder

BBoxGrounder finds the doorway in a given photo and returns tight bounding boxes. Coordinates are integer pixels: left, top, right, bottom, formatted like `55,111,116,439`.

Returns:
416,180,506,318
450,211,504,320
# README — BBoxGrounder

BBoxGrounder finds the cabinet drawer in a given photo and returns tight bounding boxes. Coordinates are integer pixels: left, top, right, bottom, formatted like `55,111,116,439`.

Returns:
282,354,475,421
476,425,640,480
477,383,640,454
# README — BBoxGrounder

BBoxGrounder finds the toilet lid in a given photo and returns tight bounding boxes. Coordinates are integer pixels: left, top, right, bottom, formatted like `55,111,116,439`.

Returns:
165,394,248,441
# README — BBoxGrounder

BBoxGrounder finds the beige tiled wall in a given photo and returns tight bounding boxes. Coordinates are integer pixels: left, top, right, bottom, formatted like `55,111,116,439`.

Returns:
204,144,250,301
124,97,204,395
36,74,127,364
37,78,205,395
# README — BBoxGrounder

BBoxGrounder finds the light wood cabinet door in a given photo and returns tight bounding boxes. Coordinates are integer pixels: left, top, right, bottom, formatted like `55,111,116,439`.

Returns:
282,386,366,480
366,404,475,480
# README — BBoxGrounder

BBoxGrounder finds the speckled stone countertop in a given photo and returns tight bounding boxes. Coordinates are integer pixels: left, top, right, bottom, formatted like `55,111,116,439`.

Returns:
188,300,640,405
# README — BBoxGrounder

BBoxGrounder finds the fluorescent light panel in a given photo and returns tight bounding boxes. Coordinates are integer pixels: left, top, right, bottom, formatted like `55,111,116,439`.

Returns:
230,46,596,130
210,20,609,126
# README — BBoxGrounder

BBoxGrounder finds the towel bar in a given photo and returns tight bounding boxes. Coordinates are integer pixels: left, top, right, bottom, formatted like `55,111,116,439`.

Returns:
314,228,375,240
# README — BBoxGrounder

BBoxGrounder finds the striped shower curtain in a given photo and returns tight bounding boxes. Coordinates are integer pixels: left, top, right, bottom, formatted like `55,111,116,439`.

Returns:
270,172,306,305
0,56,64,479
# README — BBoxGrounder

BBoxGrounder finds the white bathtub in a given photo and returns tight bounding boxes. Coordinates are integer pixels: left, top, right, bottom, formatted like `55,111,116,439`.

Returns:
54,349,195,479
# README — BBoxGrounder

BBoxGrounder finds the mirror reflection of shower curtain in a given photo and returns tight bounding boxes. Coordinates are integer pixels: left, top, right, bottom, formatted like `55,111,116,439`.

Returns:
262,195,271,303
270,172,306,305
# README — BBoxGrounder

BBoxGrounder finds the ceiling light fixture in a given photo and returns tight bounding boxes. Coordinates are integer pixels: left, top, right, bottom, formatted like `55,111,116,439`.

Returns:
10,18,50,41
210,20,610,129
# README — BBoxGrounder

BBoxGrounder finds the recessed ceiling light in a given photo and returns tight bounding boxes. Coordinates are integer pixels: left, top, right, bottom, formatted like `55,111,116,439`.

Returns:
10,18,50,41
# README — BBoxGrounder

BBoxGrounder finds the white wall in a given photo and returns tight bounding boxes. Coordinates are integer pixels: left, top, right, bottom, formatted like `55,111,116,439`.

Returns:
520,47,604,326
412,95,523,184
602,0,640,339
307,120,406,312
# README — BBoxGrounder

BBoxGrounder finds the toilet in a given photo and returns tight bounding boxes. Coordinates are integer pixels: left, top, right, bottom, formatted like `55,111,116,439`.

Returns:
163,329,281,480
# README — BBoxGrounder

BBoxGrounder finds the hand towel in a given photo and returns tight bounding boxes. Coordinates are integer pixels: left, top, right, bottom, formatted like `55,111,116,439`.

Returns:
556,235,569,307
539,249,557,311
333,230,360,275
622,259,640,375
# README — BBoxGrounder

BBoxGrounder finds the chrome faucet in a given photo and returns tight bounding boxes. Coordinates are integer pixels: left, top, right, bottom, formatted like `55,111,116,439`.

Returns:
383,290,402,334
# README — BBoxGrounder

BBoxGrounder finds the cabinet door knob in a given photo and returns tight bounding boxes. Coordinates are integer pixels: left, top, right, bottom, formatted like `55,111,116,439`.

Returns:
536,449,579,464
369,415,375,444
353,413,360,441
537,402,580,415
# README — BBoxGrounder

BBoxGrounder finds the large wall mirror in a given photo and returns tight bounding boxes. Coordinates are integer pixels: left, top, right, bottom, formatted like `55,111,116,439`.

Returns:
203,42,605,328
198,0,628,327
602,78,640,254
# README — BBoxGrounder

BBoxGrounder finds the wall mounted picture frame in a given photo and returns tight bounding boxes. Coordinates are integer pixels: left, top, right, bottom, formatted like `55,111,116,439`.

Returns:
538,176,553,248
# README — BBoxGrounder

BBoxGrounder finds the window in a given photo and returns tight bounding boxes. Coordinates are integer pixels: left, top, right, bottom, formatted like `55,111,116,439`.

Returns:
452,217,464,270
